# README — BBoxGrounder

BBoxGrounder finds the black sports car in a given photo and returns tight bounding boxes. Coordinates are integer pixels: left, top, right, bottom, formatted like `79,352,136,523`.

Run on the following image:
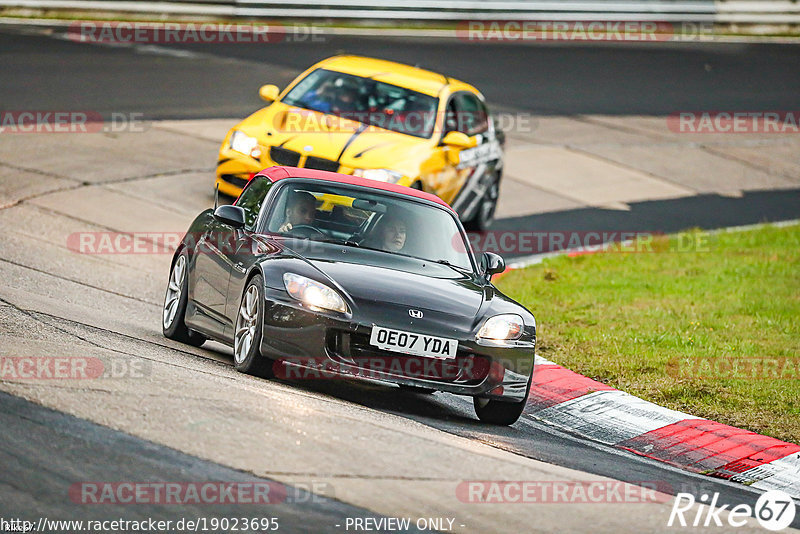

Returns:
162,166,536,425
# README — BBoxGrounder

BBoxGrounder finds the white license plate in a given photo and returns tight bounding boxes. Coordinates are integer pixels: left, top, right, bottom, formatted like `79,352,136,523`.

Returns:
369,326,458,360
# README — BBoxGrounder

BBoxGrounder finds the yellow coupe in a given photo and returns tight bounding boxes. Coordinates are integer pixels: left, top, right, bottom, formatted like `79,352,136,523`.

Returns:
215,55,505,229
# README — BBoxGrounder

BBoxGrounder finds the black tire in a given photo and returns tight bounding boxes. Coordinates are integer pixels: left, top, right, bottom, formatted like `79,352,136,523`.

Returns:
233,275,274,378
473,396,526,425
463,170,500,232
473,373,531,426
162,252,206,347
398,384,436,395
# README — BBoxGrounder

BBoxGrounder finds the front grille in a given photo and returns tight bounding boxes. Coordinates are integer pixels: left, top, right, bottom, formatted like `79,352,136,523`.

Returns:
270,146,301,167
304,156,339,172
221,174,248,188
328,331,489,385
269,147,338,172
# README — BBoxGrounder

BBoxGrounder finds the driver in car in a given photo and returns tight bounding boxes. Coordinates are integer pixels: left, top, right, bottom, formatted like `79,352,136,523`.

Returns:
278,191,317,233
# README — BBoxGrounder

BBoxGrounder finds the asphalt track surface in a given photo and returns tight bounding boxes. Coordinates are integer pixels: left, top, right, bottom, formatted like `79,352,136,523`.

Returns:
2,25,800,531
3,28,800,117
0,391,427,533
3,26,799,254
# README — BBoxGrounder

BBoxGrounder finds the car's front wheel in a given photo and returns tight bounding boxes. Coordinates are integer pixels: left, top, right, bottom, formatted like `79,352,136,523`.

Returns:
398,384,435,395
162,253,206,347
473,394,527,425
233,275,274,377
464,170,500,231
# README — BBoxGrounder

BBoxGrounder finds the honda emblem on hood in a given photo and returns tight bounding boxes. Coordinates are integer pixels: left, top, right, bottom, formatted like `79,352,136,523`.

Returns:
408,309,423,319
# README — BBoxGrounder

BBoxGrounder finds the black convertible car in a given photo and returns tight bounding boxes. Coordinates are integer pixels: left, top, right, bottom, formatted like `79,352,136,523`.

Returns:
162,166,536,425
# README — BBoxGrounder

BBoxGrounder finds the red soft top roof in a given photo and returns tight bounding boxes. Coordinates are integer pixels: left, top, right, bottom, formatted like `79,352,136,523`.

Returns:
254,166,453,212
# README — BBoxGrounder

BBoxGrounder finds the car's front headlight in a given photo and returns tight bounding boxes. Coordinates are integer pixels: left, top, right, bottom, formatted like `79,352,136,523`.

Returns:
229,130,261,158
477,314,524,340
353,168,403,184
283,273,348,313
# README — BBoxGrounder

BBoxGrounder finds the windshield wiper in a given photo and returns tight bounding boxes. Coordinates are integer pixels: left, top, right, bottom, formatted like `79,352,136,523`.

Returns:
433,259,471,274
295,236,362,248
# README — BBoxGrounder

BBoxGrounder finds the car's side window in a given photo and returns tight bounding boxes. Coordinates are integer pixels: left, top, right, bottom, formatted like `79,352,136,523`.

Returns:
454,93,489,137
234,176,273,231
444,99,459,134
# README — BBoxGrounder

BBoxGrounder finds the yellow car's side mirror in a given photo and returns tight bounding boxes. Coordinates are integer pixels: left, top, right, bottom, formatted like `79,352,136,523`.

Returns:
442,131,477,149
259,84,280,103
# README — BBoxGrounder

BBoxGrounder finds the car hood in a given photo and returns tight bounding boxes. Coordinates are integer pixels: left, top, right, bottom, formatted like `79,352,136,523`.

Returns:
311,257,487,335
260,237,487,335
237,102,431,175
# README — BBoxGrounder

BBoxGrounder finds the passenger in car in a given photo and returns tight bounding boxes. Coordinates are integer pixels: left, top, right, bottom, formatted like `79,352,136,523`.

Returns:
364,211,408,252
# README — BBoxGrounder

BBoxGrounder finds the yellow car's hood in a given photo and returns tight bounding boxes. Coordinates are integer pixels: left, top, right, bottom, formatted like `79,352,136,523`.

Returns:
237,103,432,175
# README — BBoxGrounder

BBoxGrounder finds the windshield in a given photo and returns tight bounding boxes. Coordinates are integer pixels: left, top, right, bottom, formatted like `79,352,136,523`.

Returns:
281,68,439,138
262,181,473,271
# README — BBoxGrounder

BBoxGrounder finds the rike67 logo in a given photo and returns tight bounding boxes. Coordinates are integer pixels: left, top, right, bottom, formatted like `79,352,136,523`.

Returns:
668,490,796,531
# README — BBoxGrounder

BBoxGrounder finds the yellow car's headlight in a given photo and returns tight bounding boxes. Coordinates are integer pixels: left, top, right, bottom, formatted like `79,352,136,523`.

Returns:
353,168,403,184
283,273,348,314
229,130,261,158
477,314,524,340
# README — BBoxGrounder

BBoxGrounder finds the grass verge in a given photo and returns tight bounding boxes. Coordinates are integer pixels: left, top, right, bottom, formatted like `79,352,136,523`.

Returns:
497,223,800,443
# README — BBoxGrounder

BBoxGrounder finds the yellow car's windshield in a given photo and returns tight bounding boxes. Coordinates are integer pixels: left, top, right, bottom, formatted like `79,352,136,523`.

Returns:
281,68,439,139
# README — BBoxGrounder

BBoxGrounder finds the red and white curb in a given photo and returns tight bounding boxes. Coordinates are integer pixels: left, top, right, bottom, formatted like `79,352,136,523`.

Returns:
527,355,800,499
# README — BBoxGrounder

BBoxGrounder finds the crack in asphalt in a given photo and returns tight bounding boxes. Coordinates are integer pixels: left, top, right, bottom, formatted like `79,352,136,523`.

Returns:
257,473,459,481
3,166,215,259
0,161,85,210
100,180,213,217
0,382,235,405
0,256,159,306
100,167,215,186
22,201,154,235
151,124,230,144
0,157,214,212
7,221,168,279
0,160,81,181
0,382,118,395
700,144,800,182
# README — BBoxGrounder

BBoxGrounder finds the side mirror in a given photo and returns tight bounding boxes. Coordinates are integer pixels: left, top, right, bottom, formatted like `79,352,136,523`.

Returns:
213,205,246,229
259,84,280,103
481,252,506,280
442,131,477,149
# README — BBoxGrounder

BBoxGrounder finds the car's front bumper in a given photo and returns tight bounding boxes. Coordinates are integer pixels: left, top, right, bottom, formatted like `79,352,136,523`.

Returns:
216,147,262,198
216,143,418,199
258,290,535,402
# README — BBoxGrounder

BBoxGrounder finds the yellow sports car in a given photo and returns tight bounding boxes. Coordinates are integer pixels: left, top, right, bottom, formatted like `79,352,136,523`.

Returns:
215,55,505,229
